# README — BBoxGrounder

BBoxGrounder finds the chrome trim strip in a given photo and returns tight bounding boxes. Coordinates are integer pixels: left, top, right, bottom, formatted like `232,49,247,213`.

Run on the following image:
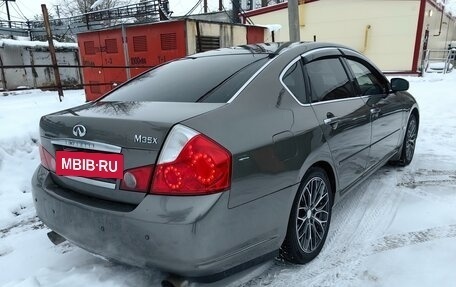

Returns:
279,47,369,107
51,138,122,153
279,56,308,106
227,56,278,103
65,176,116,190
310,96,369,106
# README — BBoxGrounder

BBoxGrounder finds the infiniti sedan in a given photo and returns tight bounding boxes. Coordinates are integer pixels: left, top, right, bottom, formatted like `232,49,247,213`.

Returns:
32,42,419,282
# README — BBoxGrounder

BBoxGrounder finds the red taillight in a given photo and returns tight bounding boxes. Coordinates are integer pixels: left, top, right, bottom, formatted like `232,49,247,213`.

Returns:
120,165,154,193
151,125,231,195
39,145,56,172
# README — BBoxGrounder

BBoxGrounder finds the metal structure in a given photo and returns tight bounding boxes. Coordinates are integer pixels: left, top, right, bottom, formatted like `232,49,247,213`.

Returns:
422,49,456,74
0,0,171,39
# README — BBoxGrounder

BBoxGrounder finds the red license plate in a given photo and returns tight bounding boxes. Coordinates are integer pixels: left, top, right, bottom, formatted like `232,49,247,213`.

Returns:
56,151,124,179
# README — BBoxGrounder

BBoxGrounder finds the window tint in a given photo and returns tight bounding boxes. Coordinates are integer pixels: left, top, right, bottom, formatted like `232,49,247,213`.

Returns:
101,55,268,103
197,57,268,103
282,60,307,104
306,58,354,103
347,59,386,96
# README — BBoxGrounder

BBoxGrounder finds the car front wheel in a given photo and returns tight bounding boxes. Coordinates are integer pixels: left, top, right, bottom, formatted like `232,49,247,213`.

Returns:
280,167,333,264
399,114,418,166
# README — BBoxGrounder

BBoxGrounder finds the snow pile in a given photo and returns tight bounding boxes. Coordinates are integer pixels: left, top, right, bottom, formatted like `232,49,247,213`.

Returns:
257,24,282,32
0,90,84,230
90,0,106,10
0,38,78,49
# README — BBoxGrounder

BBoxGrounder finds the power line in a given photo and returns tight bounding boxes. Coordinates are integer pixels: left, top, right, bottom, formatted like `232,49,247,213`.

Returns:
220,3,236,23
15,0,35,16
13,2,29,20
0,10,26,21
11,2,27,20
184,0,203,16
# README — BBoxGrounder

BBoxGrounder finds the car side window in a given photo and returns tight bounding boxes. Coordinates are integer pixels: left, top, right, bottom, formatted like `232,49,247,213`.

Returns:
282,60,308,104
305,58,355,103
346,59,387,96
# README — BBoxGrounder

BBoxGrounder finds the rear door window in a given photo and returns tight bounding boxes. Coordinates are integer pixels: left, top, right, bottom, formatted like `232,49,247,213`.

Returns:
101,55,268,103
305,58,355,103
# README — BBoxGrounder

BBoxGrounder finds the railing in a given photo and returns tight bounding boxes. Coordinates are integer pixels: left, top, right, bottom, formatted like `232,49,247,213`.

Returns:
0,0,171,39
422,49,456,74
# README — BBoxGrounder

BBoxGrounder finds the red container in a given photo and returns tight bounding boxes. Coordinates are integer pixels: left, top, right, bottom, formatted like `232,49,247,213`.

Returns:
78,28,127,101
247,26,266,44
77,20,265,101
127,21,186,78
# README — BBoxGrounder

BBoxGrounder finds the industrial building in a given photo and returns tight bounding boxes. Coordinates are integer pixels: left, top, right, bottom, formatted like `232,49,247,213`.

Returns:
242,0,456,73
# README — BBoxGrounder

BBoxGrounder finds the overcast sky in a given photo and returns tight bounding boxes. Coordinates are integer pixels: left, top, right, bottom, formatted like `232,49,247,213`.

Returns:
0,0,231,21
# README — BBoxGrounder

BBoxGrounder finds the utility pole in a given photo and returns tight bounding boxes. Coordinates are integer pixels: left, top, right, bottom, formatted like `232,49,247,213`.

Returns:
232,0,240,23
219,0,223,11
55,5,61,19
288,0,300,42
42,4,64,102
203,0,208,13
3,0,15,34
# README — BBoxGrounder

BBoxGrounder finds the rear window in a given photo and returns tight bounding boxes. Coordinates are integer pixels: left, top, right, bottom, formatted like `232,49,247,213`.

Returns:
101,55,269,103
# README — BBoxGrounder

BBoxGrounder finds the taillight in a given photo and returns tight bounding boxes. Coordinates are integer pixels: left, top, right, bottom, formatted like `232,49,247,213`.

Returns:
39,145,56,172
151,125,231,195
120,165,154,193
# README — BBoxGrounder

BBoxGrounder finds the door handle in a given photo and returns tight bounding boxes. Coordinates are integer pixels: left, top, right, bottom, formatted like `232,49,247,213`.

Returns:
324,116,340,130
370,107,381,115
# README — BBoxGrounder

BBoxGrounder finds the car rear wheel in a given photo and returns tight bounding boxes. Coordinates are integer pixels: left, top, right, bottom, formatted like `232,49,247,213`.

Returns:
280,167,333,264
398,114,418,166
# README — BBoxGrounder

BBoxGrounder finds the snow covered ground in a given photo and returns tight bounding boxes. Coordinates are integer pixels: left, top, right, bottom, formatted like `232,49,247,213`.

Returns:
0,72,455,287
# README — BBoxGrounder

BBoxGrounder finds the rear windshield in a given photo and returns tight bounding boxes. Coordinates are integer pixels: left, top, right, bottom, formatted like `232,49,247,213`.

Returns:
101,54,269,103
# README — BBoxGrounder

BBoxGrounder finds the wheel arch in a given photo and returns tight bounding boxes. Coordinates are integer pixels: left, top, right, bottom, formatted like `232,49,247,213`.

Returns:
410,107,420,129
307,160,337,200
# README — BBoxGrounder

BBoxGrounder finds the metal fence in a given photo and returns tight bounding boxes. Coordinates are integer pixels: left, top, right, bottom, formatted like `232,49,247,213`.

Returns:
422,49,456,74
0,0,170,40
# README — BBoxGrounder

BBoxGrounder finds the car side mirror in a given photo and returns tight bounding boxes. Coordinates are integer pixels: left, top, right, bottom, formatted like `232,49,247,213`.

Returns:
390,78,409,92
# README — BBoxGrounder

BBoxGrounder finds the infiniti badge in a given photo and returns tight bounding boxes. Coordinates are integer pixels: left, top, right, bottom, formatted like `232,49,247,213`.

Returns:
73,124,87,137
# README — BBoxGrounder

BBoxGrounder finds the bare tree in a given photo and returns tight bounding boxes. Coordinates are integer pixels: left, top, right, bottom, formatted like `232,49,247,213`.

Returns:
56,0,133,18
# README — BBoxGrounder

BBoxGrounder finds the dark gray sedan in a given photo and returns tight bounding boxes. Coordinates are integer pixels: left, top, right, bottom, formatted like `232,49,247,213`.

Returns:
32,42,419,282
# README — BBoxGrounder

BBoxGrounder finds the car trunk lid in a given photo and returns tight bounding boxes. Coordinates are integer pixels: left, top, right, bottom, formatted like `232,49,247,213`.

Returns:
39,101,224,205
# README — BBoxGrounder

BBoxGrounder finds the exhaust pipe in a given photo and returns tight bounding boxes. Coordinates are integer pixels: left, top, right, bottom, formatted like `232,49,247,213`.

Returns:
161,276,190,287
47,231,66,245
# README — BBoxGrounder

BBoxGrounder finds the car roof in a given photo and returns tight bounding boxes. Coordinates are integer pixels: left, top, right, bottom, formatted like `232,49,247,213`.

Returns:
188,42,357,59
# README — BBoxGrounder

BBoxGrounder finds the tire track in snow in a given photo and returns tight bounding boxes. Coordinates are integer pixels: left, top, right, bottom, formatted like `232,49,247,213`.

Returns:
372,224,456,253
242,167,405,287
0,216,42,239
397,169,456,189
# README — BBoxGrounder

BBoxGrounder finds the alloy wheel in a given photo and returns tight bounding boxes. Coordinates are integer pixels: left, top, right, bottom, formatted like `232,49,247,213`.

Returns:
295,177,330,253
405,117,417,162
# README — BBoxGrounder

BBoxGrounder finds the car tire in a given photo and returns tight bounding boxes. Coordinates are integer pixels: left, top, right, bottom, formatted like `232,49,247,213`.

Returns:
280,167,333,264
396,114,418,166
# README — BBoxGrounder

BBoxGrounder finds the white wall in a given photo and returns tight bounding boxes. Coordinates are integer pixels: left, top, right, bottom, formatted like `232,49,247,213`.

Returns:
249,0,421,71
0,45,81,90
186,21,247,55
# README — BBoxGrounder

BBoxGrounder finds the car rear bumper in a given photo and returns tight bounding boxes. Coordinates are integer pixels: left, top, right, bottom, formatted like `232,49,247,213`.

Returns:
32,166,294,278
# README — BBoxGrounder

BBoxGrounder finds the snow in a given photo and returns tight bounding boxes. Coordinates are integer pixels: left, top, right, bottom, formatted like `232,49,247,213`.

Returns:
0,71,456,286
256,24,282,32
90,0,106,10
437,0,456,16
0,39,78,49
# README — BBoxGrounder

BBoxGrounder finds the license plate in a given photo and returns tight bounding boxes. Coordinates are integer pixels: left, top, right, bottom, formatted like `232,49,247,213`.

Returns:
56,151,124,179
